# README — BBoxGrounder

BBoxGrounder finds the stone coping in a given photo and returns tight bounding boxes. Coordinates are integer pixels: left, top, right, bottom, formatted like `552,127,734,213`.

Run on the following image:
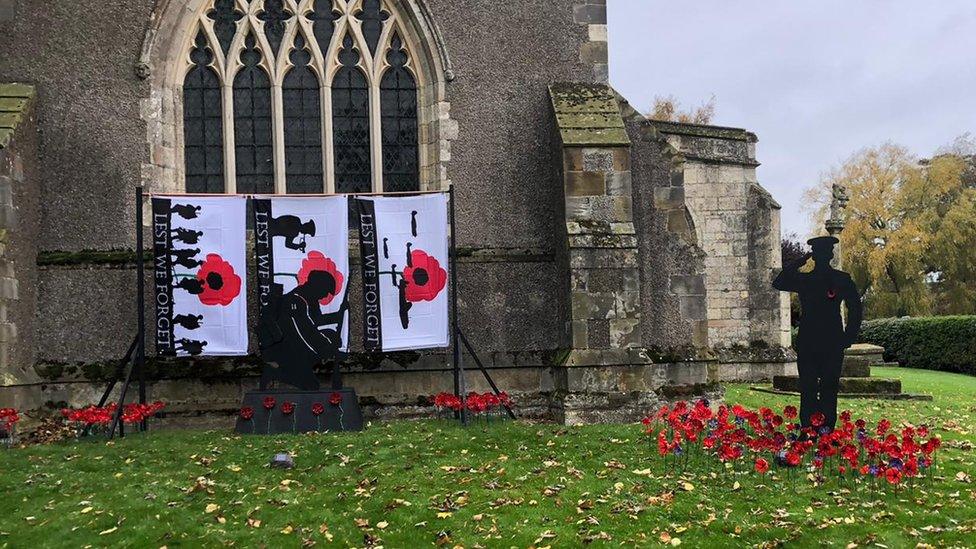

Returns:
0,83,35,149
648,119,757,143
846,343,885,355
549,83,630,147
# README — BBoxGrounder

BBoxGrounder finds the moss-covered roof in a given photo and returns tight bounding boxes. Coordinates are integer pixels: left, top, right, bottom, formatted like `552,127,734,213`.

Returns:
549,83,630,147
0,83,36,150
649,119,757,143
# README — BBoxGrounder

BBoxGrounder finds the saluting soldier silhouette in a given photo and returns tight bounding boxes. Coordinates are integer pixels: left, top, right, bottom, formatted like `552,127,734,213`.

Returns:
269,215,316,252
773,236,863,431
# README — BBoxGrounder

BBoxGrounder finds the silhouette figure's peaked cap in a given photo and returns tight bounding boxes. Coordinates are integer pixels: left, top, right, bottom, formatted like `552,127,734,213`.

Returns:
807,235,839,250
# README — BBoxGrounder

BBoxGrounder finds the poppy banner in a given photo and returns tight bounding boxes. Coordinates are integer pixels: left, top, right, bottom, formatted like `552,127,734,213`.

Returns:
354,194,450,352
253,196,350,361
151,195,248,356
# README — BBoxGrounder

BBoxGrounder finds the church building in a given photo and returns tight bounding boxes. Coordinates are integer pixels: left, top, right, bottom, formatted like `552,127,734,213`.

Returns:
0,0,793,424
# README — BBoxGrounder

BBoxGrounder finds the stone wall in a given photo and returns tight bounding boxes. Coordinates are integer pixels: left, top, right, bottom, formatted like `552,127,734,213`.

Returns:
0,83,39,389
652,121,794,381
618,101,710,354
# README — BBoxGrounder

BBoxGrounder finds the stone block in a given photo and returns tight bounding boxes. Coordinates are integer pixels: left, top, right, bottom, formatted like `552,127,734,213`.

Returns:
609,318,640,348
566,171,606,196
580,41,608,64
0,0,16,22
773,376,902,395
653,186,685,209
611,148,631,171
564,148,584,172
614,291,640,317
679,295,706,321
571,292,615,320
571,320,588,348
0,278,17,300
606,170,632,196
573,3,607,25
0,204,15,229
0,322,15,343
667,209,692,234
593,63,609,84
670,274,705,296
588,24,608,42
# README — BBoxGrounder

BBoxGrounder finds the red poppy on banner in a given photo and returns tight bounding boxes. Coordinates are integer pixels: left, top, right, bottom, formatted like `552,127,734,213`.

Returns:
196,254,242,306
404,249,447,303
297,251,344,306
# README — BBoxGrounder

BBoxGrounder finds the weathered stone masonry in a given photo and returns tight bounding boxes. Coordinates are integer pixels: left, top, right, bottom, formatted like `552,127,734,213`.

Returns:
0,83,39,394
654,121,795,381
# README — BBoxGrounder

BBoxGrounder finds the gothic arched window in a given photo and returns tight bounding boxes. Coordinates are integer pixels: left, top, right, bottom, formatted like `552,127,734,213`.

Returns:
180,0,423,194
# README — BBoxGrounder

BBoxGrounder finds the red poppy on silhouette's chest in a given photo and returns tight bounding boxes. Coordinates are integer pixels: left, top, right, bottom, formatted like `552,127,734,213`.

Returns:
827,289,837,299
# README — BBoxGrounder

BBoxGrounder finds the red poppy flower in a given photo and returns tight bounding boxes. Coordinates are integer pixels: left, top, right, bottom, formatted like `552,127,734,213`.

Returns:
329,392,343,406
297,251,344,306
263,396,276,410
196,254,242,306
281,401,295,415
811,412,826,427
240,406,254,420
403,249,447,303
311,402,325,416
885,467,902,485
827,289,837,299
783,405,798,419
754,458,770,474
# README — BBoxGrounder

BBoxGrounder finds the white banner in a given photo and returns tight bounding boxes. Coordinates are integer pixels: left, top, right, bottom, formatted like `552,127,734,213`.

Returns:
152,195,248,356
253,195,350,354
354,194,450,352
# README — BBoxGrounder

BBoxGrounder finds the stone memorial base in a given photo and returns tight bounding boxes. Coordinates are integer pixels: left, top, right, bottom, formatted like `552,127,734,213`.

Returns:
753,343,931,401
234,388,364,434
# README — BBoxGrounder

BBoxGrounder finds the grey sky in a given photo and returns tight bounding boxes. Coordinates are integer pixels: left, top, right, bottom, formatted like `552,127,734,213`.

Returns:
608,0,976,237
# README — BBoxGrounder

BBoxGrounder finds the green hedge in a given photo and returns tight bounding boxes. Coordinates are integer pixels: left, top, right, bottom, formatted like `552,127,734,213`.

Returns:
859,316,976,375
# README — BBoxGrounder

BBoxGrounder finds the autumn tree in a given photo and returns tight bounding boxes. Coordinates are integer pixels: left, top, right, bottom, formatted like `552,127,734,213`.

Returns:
803,140,976,317
648,94,716,125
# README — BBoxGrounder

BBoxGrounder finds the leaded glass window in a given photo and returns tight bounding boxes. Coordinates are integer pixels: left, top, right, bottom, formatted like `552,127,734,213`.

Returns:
183,31,224,194
233,33,274,194
283,34,323,194
179,0,426,194
381,34,419,192
333,35,371,193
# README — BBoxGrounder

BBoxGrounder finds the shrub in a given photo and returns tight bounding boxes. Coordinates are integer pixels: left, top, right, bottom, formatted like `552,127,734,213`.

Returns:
859,316,976,375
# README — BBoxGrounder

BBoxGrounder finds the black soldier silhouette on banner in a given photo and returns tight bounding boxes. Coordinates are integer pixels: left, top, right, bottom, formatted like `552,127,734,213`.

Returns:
773,236,863,431
354,195,449,352
253,196,349,391
151,196,248,357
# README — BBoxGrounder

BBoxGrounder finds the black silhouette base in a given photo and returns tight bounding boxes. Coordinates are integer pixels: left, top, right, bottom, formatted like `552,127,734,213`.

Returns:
234,389,364,434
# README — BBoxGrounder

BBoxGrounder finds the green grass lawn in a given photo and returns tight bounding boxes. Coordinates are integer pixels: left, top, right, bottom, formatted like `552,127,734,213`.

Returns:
2,367,975,548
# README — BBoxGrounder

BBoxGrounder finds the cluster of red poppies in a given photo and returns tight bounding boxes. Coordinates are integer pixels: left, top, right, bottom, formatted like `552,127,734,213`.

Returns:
431,391,513,416
0,408,19,434
644,400,942,486
61,401,166,426
241,393,345,420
